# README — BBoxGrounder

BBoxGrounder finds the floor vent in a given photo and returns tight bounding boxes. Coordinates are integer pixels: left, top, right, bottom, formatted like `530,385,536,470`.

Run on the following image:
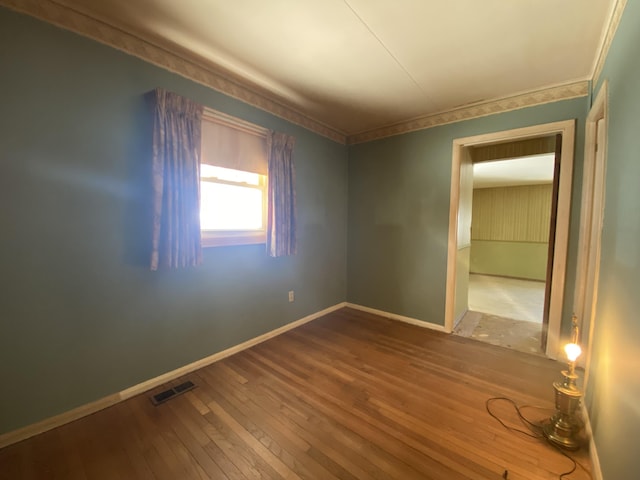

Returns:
150,380,196,405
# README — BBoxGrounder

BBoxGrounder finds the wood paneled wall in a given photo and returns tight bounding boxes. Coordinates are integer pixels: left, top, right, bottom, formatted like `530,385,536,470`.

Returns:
472,184,553,243
470,137,556,163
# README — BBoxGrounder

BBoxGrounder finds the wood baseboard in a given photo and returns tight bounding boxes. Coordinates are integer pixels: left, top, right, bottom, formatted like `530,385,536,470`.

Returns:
580,401,602,480
0,393,121,450
118,302,347,401
0,302,347,449
346,303,449,333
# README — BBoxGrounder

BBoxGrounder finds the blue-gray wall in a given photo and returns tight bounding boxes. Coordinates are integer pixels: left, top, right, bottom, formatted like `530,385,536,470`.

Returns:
585,2,640,478
347,99,587,327
0,7,348,435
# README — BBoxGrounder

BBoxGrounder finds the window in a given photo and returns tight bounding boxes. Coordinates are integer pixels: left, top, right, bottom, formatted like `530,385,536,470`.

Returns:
200,110,269,247
200,165,266,245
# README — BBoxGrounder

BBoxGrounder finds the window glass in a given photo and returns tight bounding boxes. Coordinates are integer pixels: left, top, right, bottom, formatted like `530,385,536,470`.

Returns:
200,181,263,231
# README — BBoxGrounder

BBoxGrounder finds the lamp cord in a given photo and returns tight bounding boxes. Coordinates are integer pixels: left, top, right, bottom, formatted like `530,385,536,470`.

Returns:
485,397,592,479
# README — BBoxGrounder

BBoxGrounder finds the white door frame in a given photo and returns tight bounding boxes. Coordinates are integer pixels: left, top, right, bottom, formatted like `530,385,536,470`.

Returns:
444,120,576,359
575,80,608,384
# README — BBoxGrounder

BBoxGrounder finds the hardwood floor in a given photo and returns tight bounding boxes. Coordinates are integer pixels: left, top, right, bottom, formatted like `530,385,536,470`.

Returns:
0,307,592,479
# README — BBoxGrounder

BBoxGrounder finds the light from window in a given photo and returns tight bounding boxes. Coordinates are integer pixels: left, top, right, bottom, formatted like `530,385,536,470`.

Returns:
200,165,267,246
201,183,263,230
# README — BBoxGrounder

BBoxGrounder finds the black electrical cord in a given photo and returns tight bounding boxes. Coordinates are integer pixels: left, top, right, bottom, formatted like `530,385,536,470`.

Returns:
485,397,592,480
486,396,544,438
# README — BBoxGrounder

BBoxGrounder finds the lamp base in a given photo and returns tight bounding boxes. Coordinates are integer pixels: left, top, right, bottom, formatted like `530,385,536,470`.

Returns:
542,379,583,450
542,413,582,450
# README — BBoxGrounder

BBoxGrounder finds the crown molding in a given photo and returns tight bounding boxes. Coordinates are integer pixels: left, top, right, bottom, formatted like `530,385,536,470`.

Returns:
347,81,589,145
0,0,348,144
592,0,627,87
1,0,595,147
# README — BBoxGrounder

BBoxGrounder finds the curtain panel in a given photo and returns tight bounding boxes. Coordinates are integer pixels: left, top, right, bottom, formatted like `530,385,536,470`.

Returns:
149,88,204,270
267,131,297,257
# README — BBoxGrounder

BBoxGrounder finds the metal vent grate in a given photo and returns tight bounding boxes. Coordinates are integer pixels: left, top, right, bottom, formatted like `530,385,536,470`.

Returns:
150,380,196,405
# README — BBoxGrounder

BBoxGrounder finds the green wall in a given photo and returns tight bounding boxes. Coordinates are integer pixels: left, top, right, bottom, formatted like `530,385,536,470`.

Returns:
347,100,587,326
470,184,552,280
585,2,640,478
0,7,348,435
470,240,548,281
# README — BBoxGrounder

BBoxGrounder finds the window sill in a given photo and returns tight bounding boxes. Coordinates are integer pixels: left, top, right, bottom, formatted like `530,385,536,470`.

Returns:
201,230,266,248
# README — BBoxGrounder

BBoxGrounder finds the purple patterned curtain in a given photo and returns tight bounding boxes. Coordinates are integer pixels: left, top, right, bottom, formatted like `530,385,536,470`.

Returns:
267,131,297,257
149,89,204,270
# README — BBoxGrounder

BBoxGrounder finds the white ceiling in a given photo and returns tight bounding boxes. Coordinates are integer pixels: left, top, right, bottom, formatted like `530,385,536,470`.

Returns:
54,0,616,136
473,154,555,189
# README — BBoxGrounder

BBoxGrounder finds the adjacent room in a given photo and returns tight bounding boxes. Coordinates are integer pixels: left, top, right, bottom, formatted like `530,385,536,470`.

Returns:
454,151,556,356
1,1,639,479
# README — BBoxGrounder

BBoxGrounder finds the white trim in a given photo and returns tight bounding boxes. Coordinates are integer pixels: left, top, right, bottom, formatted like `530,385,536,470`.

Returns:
119,302,346,400
592,0,628,88
348,82,588,144
0,302,347,449
346,303,449,333
0,0,347,144
581,402,603,480
0,0,592,146
445,120,576,360
577,80,608,394
202,107,269,138
0,393,121,450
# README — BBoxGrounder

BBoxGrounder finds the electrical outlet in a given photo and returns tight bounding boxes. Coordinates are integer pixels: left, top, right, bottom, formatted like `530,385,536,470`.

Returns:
288,290,294,302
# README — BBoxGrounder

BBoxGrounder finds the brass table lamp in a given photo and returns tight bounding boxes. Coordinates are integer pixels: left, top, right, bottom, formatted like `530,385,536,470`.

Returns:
542,315,583,450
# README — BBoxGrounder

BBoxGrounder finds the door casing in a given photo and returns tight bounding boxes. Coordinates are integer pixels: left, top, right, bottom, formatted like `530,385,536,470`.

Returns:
445,120,576,359
575,80,608,380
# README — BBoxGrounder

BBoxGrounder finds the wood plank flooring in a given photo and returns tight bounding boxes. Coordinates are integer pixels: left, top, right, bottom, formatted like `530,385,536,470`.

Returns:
0,307,592,479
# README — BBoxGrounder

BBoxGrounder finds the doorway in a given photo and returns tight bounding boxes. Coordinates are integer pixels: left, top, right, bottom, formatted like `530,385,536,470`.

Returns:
444,120,576,359
456,150,556,355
